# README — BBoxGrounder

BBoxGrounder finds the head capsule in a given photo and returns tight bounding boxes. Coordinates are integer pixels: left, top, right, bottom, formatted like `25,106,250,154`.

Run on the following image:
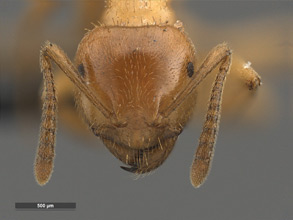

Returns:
75,25,197,173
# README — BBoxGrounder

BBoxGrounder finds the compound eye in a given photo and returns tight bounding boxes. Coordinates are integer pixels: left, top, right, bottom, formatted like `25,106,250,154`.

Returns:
187,62,194,78
78,63,85,77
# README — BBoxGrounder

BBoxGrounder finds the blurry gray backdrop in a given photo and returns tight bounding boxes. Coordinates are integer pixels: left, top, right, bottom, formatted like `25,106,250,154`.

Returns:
1,0,292,219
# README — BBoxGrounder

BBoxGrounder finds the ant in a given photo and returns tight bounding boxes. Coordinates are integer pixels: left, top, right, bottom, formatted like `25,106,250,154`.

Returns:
34,0,261,188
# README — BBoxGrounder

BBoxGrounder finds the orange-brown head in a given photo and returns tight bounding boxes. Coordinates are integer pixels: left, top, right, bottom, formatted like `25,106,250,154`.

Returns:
75,25,197,173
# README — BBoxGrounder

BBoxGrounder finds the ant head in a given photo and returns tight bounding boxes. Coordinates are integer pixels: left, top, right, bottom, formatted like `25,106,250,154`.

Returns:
75,25,197,173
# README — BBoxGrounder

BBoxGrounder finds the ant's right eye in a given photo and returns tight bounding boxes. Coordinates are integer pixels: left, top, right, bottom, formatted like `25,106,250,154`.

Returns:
187,62,194,78
78,63,85,77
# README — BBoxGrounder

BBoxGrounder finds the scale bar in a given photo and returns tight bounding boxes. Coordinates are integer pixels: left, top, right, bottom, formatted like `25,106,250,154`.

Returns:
15,202,76,210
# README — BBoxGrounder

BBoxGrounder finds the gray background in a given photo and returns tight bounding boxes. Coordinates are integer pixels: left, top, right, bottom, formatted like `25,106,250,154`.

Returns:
1,1,292,219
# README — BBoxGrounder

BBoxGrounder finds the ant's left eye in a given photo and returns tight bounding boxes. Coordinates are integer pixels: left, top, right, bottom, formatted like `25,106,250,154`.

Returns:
187,62,194,78
78,63,85,77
